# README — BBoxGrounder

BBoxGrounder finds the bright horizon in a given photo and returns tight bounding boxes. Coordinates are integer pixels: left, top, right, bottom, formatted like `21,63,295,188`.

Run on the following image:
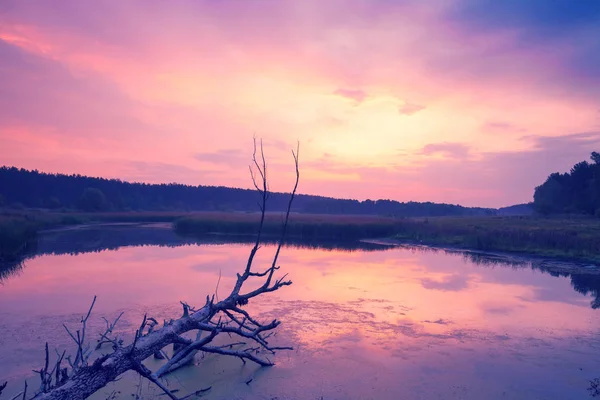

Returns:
1,1,599,208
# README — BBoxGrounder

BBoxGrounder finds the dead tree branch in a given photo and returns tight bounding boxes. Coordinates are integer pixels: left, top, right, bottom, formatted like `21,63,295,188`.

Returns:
2,139,299,400
96,312,124,350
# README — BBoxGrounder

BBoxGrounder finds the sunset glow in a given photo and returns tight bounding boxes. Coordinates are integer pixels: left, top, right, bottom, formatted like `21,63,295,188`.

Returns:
1,0,599,207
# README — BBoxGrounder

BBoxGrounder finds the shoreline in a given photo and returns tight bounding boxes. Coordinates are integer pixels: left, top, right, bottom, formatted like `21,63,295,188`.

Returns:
37,222,600,272
38,221,174,233
364,237,600,274
2,211,600,268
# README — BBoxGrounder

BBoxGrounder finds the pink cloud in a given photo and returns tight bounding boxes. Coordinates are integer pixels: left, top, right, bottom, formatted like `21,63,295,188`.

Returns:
420,142,470,159
398,102,426,116
0,0,599,207
333,88,368,103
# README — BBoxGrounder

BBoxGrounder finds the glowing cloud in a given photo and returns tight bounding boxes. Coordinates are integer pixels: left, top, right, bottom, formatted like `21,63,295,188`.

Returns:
0,0,599,207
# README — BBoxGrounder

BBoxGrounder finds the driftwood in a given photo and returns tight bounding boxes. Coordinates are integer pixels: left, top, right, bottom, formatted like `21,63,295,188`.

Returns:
2,139,299,400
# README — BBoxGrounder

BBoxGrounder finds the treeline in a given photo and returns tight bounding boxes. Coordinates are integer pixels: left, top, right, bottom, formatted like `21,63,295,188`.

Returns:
0,166,494,217
533,152,600,215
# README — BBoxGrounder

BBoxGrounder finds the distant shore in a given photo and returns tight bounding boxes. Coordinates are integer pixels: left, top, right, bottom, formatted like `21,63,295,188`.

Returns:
364,238,600,273
174,213,600,263
386,216,600,264
0,210,186,261
1,209,599,265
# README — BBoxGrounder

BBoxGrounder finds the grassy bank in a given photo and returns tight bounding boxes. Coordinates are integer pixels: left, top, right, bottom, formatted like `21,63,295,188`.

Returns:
2,210,600,264
392,216,600,262
175,213,600,263
0,210,187,260
0,216,39,260
0,212,85,260
174,212,399,240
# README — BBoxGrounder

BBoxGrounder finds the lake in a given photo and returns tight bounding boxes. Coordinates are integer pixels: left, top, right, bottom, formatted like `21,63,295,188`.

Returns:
1,224,599,399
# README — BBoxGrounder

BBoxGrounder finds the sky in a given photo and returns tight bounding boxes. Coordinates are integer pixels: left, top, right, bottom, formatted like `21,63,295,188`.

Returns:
1,0,599,208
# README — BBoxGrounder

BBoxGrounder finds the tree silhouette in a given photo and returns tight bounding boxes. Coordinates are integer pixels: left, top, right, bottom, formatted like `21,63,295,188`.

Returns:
0,166,496,216
78,188,109,212
533,152,600,215
46,197,61,209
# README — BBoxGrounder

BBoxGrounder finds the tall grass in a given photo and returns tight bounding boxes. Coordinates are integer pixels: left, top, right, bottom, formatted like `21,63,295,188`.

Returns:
2,209,600,263
175,213,600,262
0,210,82,259
0,216,39,260
61,211,185,223
0,210,114,259
174,212,399,240
393,216,600,262
0,209,201,259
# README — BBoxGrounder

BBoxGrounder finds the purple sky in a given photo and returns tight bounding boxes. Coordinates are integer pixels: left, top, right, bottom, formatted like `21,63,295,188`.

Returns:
1,0,599,207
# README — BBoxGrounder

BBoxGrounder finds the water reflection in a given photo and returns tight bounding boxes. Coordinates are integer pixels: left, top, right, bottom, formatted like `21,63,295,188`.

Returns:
0,224,392,282
0,225,599,400
400,244,600,310
2,225,599,312
0,259,24,281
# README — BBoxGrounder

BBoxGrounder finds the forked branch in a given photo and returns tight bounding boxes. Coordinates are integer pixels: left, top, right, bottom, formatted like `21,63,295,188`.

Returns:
1,140,299,400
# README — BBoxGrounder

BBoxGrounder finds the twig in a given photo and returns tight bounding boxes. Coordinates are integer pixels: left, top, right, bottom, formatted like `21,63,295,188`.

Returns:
131,314,148,353
133,361,179,400
214,268,221,302
9,392,23,400
97,312,124,350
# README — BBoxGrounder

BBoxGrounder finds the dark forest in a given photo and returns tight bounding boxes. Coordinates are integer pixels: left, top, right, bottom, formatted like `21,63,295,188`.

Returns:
533,152,600,216
0,166,496,217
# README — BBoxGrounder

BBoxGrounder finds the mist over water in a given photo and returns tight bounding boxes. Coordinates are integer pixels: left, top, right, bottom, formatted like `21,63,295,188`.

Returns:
1,225,599,399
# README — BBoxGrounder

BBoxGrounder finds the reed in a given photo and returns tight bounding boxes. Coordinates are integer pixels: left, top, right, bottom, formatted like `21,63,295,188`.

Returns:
2,210,599,263
175,213,600,262
174,212,399,240
392,215,600,262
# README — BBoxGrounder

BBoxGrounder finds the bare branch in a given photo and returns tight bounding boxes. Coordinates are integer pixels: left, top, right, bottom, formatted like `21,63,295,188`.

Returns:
15,139,300,400
214,268,221,302
96,312,124,350
153,329,218,379
133,361,180,400
201,345,274,366
270,141,300,271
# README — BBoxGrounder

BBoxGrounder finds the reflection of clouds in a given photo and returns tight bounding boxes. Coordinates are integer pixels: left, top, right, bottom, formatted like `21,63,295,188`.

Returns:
257,295,599,375
421,274,470,291
528,286,591,307
260,298,487,354
322,330,362,345
403,245,600,310
3,239,600,399
255,294,600,399
190,261,228,273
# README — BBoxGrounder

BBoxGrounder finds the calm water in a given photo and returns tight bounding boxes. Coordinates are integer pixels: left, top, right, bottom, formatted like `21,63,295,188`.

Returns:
1,224,599,399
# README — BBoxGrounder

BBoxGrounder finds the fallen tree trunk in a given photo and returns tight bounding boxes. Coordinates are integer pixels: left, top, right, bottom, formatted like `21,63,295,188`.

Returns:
34,295,288,400
4,139,299,400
